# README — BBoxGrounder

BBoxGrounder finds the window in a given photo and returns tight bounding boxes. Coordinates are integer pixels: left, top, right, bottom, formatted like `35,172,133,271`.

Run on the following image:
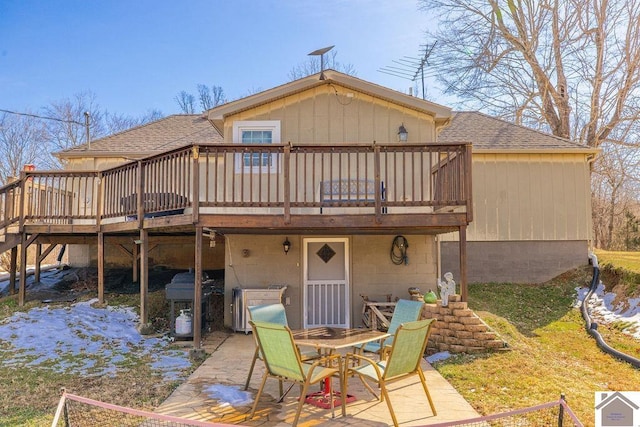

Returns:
233,121,280,173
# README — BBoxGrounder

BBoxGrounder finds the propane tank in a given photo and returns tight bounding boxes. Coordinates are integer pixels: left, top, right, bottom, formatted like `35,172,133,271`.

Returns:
175,309,192,335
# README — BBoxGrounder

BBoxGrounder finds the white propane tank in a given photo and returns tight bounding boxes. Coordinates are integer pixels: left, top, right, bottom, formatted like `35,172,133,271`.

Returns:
175,309,192,335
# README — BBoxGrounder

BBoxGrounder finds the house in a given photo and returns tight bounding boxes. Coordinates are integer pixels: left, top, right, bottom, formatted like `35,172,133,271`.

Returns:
0,70,595,347
1,70,472,345
437,112,598,283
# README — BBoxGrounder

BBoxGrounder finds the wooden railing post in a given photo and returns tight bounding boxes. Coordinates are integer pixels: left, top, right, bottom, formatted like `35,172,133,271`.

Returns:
464,144,474,223
283,143,291,224
192,146,200,224
96,173,103,227
136,161,144,229
373,142,382,224
18,173,26,232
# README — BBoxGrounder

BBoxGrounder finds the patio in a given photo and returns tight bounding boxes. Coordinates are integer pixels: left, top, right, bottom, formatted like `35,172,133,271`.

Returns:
155,331,480,426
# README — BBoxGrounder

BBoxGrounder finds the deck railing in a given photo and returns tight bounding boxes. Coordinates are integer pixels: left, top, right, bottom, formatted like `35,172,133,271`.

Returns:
0,142,472,233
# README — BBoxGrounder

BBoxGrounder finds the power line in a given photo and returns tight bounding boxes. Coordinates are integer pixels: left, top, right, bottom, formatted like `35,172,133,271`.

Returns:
0,108,84,126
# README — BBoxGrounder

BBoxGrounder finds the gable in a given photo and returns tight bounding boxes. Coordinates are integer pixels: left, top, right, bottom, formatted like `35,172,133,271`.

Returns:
219,83,442,144
207,70,452,143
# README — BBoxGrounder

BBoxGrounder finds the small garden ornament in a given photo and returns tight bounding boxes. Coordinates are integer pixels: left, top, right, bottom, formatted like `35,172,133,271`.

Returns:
437,272,456,306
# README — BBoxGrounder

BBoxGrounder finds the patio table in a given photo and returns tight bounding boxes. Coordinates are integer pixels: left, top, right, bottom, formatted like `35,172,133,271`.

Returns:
292,327,389,409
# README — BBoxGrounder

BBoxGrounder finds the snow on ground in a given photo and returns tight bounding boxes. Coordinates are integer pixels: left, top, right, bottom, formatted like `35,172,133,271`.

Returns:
576,282,640,340
0,299,192,381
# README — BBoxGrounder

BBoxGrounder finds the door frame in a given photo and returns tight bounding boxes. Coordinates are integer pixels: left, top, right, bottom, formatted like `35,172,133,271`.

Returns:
302,237,350,328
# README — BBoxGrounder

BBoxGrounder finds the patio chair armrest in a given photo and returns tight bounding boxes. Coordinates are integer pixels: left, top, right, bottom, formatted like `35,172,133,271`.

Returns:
380,344,392,361
308,353,344,372
344,352,377,368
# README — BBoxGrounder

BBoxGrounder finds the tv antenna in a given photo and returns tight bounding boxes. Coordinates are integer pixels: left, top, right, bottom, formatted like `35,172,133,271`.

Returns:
378,42,437,99
308,45,334,80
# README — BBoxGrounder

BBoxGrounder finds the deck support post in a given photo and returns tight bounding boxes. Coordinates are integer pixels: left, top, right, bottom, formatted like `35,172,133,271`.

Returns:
18,233,27,306
139,229,149,325
34,244,42,283
97,232,104,304
132,243,139,283
459,225,468,302
193,226,203,350
9,246,17,295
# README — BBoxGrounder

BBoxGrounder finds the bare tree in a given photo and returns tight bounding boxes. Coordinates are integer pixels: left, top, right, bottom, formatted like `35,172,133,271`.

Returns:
175,91,196,114
288,50,357,80
421,0,640,149
197,84,227,111
0,112,45,184
591,141,640,248
104,109,164,135
42,91,105,154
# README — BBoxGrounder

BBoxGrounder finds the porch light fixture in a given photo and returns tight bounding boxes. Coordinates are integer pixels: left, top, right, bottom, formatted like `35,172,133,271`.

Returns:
398,123,408,142
282,237,291,255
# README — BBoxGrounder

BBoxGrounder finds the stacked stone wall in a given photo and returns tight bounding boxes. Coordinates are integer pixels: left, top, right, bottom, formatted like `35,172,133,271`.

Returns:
420,295,508,354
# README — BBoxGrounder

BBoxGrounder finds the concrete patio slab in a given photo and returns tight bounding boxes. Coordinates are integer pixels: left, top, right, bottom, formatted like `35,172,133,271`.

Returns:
156,331,480,426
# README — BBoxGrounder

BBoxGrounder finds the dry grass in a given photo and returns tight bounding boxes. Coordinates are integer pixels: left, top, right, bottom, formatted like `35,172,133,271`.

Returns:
594,249,640,273
0,290,197,426
431,266,640,427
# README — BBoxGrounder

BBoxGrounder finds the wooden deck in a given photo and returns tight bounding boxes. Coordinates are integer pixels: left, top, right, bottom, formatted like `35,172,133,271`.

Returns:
0,142,472,347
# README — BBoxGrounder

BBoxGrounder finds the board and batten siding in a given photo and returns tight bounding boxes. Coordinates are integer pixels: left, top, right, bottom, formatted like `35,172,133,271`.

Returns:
223,84,437,144
441,152,593,242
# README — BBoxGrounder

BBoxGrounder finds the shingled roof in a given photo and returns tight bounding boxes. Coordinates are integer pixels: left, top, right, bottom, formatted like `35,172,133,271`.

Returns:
57,115,222,158
439,111,592,151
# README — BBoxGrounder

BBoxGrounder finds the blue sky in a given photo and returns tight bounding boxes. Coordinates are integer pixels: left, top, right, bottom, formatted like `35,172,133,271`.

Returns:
0,1,442,118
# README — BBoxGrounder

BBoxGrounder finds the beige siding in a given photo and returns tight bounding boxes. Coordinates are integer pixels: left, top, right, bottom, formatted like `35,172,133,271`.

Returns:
442,152,592,242
222,234,438,329
224,85,436,144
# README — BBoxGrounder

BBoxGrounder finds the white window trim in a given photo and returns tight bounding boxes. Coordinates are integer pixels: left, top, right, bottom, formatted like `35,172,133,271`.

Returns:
233,120,281,173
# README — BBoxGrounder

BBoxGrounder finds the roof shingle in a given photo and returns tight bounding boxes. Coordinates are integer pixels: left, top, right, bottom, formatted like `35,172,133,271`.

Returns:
58,115,222,157
439,111,590,150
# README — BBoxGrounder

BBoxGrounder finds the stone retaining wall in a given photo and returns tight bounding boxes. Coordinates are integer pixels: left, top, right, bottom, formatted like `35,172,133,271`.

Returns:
419,294,508,354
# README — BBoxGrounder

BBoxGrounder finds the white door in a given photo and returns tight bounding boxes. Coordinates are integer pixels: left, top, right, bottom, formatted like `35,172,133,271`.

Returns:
303,238,350,328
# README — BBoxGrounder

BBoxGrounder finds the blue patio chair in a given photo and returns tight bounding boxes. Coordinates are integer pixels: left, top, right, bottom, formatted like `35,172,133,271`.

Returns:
357,298,424,357
344,318,437,427
244,303,320,391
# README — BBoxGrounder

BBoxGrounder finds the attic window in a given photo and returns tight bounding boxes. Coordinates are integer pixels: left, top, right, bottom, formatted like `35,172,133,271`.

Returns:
233,121,281,173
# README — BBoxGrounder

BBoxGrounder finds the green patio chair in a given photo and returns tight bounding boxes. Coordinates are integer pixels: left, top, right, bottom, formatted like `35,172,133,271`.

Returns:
244,303,320,391
343,318,437,427
248,320,346,426
357,298,424,357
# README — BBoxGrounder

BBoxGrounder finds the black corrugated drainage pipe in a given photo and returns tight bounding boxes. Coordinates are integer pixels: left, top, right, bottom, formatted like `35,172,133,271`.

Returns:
581,253,640,369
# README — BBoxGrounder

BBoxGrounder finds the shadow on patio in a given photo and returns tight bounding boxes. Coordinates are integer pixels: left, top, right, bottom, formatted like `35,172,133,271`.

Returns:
155,331,479,426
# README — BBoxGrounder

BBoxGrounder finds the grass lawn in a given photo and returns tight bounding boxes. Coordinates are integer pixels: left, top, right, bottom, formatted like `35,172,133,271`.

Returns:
594,249,640,273
1,258,639,426
431,265,640,427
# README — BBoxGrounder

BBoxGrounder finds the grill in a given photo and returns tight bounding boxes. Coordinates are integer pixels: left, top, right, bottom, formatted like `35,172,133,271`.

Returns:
165,270,216,338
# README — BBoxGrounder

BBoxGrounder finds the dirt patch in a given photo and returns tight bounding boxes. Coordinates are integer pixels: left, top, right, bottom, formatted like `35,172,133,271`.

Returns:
599,263,640,312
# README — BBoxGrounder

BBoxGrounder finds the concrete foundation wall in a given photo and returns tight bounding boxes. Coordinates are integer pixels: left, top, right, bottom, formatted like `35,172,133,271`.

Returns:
67,241,226,271
441,240,589,284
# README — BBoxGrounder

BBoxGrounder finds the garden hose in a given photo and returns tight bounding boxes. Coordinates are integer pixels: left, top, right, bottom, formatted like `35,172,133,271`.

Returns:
390,235,409,265
581,253,640,369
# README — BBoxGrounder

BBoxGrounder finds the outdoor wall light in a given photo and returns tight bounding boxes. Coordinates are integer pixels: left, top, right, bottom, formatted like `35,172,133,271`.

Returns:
283,237,291,255
398,123,408,142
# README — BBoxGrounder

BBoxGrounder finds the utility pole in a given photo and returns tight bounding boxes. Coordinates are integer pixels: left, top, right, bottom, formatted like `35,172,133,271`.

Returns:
84,112,91,150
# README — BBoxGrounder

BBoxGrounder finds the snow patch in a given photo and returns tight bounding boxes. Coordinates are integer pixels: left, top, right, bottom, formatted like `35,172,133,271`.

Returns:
576,283,640,340
0,299,192,380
